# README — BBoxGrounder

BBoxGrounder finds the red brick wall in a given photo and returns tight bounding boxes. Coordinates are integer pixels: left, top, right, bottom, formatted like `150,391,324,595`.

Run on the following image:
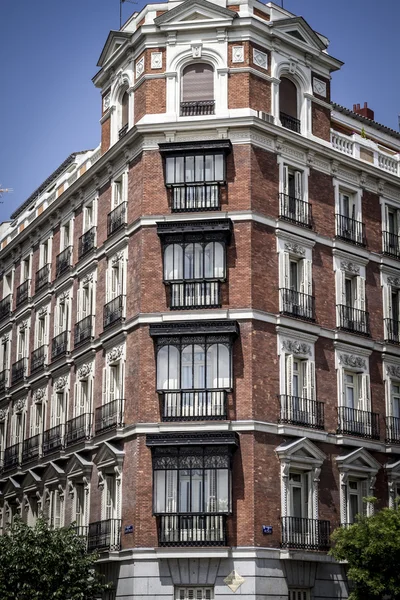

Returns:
312,103,331,141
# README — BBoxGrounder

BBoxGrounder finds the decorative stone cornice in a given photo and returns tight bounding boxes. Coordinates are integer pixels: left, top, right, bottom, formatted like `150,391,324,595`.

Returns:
388,276,400,287
112,251,124,265
77,363,93,380
19,320,28,332
107,345,124,364
13,397,27,414
281,339,311,356
284,242,305,257
386,365,400,380
54,376,68,391
339,353,367,370
33,387,46,404
340,260,360,274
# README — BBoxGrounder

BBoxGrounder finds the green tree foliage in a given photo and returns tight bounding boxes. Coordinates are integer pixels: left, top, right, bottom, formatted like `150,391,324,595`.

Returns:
0,518,110,600
330,503,400,600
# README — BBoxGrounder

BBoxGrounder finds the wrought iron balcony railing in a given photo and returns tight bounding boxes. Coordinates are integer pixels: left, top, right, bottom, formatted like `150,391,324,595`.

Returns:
16,280,30,307
335,214,365,246
56,246,72,278
171,183,221,212
383,231,400,259
42,424,64,455
0,294,12,320
281,516,330,551
4,443,20,471
22,434,41,464
161,390,227,421
280,288,315,321
279,193,312,228
74,316,94,347
103,295,125,330
280,112,301,133
65,413,92,447
72,525,89,540
337,305,370,336
51,331,69,360
385,318,400,344
95,399,124,435
118,124,128,139
159,514,227,546
31,345,47,374
11,358,27,385
0,369,9,394
87,519,121,552
386,416,400,444
180,100,215,116
278,395,324,430
78,227,96,259
35,264,50,292
107,202,127,236
337,406,380,440
170,281,221,309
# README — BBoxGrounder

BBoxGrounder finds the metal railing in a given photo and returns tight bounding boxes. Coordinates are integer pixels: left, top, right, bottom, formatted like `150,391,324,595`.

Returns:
278,395,324,430
4,443,20,471
72,525,89,540
280,112,301,133
383,231,400,259
337,406,380,440
31,345,47,373
279,193,312,228
180,100,215,116
159,514,227,546
0,295,12,320
118,124,128,139
74,316,93,347
171,183,221,212
385,318,400,344
280,288,315,321
95,399,124,434
16,280,30,306
51,331,69,360
42,425,64,455
335,214,365,246
170,281,221,309
161,390,227,421
56,246,73,278
281,516,330,551
386,416,400,444
107,202,127,236
65,413,92,446
11,358,27,384
78,227,96,259
0,370,9,393
35,264,50,291
88,519,121,552
337,305,370,336
22,434,41,463
103,295,125,329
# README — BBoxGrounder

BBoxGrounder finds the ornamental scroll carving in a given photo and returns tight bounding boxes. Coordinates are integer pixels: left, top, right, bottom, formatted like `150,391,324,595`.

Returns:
386,365,400,379
112,251,124,265
33,387,46,404
82,273,94,286
77,363,92,380
281,339,311,356
14,397,26,414
107,345,124,364
38,306,48,318
59,291,70,303
19,320,28,332
1,333,10,343
339,353,366,370
54,376,68,391
340,261,360,274
388,276,400,287
0,409,7,422
284,242,305,257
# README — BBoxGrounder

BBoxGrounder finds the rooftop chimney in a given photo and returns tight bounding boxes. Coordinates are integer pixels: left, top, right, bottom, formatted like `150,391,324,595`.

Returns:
353,102,374,121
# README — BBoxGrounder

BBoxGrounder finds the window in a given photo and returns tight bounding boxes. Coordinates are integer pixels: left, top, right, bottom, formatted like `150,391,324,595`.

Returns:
336,262,368,335
35,310,48,349
176,588,213,600
83,202,95,232
51,391,66,428
61,222,72,251
75,379,92,417
166,154,224,187
279,244,313,320
279,165,311,228
29,403,43,438
0,336,10,371
74,482,86,527
384,277,400,343
27,495,39,527
55,294,70,335
112,175,126,209
383,204,400,258
3,272,13,298
11,411,24,446
337,357,376,439
335,189,364,246
279,77,300,132
289,590,310,600
49,488,63,529
40,239,51,268
181,63,214,116
384,364,400,443
21,257,31,283
17,326,27,360
103,363,124,404
120,90,129,133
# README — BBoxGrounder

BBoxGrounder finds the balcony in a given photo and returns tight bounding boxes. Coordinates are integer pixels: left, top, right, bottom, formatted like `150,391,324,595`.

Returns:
55,246,72,278
161,390,226,421
4,443,20,471
0,294,12,320
385,319,400,344
337,406,380,440
180,100,215,116
0,370,9,393
16,280,30,307
159,514,226,546
170,281,221,309
383,231,400,260
42,425,64,455
74,316,93,347
78,227,96,259
280,112,301,133
171,183,220,212
280,289,315,321
31,345,47,374
278,395,324,430
281,516,330,551
337,305,370,336
35,264,50,292
335,214,365,246
279,194,312,228
386,416,400,444
22,434,41,464
331,130,400,178
51,331,69,361
103,295,125,330
11,358,27,385
87,519,121,552
107,202,127,237
118,124,128,139
95,399,124,435
65,413,92,447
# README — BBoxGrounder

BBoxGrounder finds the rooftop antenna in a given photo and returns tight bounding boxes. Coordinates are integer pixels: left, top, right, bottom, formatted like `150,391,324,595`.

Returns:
120,0,138,28
398,114,400,132
0,187,13,204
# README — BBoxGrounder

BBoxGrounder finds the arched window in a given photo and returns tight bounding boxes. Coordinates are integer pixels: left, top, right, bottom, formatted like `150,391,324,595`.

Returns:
279,77,300,133
118,89,129,138
181,63,215,116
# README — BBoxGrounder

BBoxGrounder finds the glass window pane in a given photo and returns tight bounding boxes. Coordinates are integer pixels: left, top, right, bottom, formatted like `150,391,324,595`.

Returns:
166,157,175,184
193,345,205,388
217,469,229,512
179,470,191,512
184,244,194,279
191,469,203,512
206,344,230,388
205,155,214,181
185,156,195,182
195,155,204,182
157,346,179,390
182,345,193,389
165,245,183,280
194,244,203,279
214,154,224,181
175,157,184,183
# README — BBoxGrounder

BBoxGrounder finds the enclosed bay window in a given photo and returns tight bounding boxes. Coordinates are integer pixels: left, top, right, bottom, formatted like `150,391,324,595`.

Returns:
336,260,369,335
181,63,214,116
335,189,364,246
279,76,300,133
383,204,400,259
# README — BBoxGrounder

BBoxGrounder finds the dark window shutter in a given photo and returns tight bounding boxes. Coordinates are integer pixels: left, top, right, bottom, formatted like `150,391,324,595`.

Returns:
280,77,298,118
182,63,214,102
121,91,129,127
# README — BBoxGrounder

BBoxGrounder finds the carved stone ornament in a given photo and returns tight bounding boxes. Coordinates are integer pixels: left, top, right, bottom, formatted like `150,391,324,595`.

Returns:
112,251,124,265
135,56,144,79
253,48,268,70
77,363,93,380
14,397,26,414
59,291,70,303
388,276,400,287
191,43,202,58
19,320,28,332
151,52,162,69
1,333,10,344
38,305,48,318
339,353,366,370
312,77,327,98
224,571,246,594
284,242,306,257
102,92,111,112
232,46,244,63
33,387,46,404
107,345,124,364
340,260,360,274
386,365,400,380
82,273,94,286
0,409,7,422
281,339,311,356
54,376,68,391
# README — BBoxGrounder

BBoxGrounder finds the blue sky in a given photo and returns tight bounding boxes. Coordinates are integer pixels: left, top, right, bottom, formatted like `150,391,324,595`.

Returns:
0,0,398,223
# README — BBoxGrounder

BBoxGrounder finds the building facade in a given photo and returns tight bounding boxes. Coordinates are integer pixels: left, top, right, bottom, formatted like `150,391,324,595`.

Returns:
1,0,400,598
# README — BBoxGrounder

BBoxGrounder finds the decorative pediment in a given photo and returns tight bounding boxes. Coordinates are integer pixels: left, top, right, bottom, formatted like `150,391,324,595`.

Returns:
154,0,238,27
336,447,381,475
97,30,131,68
276,437,326,466
93,442,124,470
271,16,328,51
21,470,42,493
2,477,21,499
66,452,93,479
42,461,66,485
385,458,400,477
